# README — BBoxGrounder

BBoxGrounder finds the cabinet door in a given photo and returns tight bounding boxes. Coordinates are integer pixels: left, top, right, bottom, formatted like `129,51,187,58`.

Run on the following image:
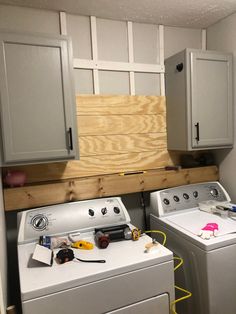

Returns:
190,51,233,148
0,32,77,163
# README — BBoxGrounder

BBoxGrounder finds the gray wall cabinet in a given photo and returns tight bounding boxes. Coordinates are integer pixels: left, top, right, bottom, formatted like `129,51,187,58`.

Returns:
0,31,78,165
165,48,233,151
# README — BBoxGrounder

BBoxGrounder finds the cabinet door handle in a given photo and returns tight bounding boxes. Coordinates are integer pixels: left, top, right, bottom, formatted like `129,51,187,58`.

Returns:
176,63,184,72
68,127,73,150
195,122,200,141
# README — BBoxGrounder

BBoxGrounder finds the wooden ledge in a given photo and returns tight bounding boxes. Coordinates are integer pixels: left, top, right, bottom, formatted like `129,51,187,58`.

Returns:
3,166,218,212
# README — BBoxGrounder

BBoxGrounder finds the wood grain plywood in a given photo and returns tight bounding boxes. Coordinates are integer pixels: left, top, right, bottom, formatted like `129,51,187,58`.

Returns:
3,150,172,183
79,133,167,156
76,94,166,115
78,114,166,136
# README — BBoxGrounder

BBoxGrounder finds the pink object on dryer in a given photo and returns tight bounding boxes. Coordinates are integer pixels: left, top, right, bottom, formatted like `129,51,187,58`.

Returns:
4,170,26,187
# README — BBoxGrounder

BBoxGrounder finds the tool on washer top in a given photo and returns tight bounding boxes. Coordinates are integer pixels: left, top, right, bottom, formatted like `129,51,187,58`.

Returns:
144,239,159,253
71,240,94,250
94,225,141,248
56,248,106,264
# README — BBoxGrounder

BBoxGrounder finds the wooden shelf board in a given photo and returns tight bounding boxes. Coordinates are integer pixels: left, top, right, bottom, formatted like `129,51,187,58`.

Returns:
3,166,219,212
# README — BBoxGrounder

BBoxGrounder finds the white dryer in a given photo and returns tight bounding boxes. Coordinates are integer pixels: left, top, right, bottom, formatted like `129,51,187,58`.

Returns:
17,197,175,314
150,181,236,314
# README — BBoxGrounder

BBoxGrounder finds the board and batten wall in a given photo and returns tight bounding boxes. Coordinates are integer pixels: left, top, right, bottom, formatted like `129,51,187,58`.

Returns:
68,14,202,95
207,13,236,202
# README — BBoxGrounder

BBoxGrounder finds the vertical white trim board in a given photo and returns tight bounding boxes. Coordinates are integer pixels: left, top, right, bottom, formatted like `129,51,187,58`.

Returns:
90,16,100,94
201,29,207,50
127,21,135,95
59,11,67,35
159,25,165,96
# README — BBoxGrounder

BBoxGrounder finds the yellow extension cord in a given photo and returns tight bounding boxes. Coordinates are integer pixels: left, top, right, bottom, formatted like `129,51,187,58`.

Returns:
145,230,192,314
145,230,167,246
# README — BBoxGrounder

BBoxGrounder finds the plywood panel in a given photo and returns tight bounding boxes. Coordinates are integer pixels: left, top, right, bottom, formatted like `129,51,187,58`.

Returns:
75,150,172,177
3,150,172,183
78,114,166,136
4,166,219,211
76,95,166,115
79,133,167,156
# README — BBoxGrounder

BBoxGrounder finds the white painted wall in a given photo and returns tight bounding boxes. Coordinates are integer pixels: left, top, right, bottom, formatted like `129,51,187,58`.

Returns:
164,26,202,58
207,13,236,201
0,4,60,34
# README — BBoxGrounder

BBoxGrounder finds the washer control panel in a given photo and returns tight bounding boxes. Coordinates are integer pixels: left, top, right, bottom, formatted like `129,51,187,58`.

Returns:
18,197,130,244
150,181,231,217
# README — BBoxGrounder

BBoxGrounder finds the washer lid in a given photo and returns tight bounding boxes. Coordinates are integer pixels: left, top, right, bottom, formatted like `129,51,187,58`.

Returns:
18,234,173,301
163,209,236,250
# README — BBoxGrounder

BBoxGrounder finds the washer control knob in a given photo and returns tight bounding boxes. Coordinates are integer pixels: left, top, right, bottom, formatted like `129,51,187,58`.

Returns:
88,209,95,217
101,207,107,215
163,198,170,205
173,195,180,202
183,193,189,200
193,191,198,198
113,206,120,214
210,188,219,197
31,214,48,231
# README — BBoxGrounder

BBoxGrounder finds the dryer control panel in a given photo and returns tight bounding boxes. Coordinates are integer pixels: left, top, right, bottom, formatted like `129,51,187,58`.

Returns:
18,197,130,244
150,181,231,217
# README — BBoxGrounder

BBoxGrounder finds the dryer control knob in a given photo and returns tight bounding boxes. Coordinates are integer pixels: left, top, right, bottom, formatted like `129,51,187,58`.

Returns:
31,214,48,231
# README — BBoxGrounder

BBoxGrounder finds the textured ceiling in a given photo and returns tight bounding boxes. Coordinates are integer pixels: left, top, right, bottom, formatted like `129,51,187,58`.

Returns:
0,0,236,28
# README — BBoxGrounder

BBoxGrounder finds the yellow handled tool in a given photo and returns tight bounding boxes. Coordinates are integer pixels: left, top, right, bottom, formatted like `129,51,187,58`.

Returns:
71,240,94,250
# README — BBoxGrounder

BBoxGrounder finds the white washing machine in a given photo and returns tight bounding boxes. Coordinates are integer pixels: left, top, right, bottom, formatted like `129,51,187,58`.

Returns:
150,181,236,314
17,197,175,314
